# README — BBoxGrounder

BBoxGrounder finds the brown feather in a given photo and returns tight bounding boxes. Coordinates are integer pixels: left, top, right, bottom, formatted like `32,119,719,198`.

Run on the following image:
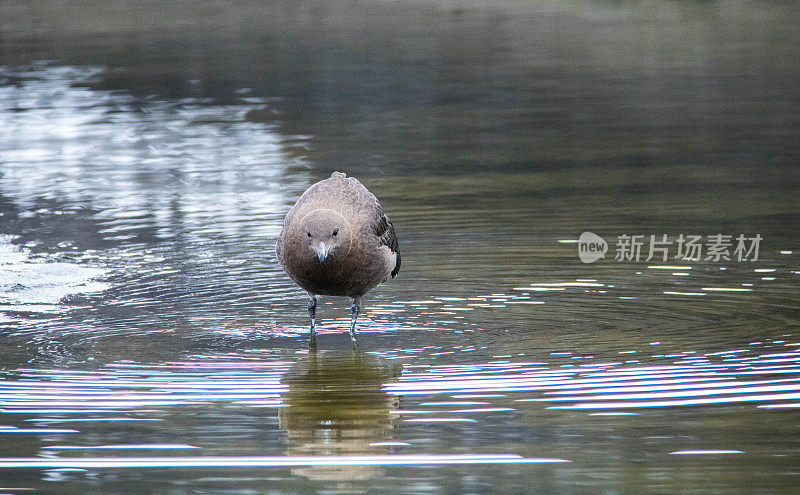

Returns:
277,171,400,298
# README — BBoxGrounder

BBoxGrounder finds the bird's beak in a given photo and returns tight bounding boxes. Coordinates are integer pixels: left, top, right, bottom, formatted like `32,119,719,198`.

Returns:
315,242,330,265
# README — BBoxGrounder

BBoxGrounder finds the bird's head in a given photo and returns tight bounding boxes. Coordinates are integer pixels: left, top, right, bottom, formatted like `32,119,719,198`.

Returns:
297,209,352,265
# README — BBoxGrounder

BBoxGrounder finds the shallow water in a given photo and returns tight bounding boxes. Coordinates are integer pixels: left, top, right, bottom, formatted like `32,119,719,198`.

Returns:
1,1,800,493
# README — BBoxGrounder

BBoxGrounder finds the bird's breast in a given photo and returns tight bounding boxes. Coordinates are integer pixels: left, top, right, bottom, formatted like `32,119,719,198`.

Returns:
282,242,387,298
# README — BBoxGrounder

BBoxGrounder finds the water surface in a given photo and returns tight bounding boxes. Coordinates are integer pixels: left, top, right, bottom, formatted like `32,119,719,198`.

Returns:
1,1,799,493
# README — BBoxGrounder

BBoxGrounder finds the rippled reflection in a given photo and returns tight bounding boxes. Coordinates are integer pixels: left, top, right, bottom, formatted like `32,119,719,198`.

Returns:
0,234,108,316
280,351,399,485
0,65,313,354
0,341,797,491
386,341,800,412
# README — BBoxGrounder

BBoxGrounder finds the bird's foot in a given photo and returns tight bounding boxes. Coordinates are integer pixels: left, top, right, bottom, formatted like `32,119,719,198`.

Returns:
308,294,317,347
349,297,360,349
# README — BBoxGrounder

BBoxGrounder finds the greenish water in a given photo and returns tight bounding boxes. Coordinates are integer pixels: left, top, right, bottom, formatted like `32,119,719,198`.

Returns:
1,1,799,493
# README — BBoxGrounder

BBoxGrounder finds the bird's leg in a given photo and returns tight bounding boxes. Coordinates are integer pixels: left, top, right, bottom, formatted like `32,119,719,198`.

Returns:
307,294,317,348
349,297,361,347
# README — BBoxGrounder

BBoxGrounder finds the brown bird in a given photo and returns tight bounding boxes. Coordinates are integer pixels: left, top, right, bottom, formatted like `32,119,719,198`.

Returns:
276,172,400,346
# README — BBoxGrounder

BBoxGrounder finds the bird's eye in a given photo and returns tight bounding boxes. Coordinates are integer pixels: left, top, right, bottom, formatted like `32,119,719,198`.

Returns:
307,232,311,237
333,229,339,236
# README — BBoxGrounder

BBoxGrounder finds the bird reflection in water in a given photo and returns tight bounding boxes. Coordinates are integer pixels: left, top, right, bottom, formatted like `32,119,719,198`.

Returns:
279,351,401,487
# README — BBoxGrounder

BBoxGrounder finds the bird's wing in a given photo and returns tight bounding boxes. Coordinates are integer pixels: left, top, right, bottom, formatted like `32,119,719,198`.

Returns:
342,174,401,278
374,209,401,278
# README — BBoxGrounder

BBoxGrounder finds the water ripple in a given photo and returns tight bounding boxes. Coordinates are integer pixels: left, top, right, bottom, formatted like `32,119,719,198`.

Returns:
386,343,800,411
0,454,568,469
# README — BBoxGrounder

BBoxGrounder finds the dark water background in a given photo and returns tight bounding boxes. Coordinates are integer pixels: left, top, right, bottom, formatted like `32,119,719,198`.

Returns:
1,1,799,493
